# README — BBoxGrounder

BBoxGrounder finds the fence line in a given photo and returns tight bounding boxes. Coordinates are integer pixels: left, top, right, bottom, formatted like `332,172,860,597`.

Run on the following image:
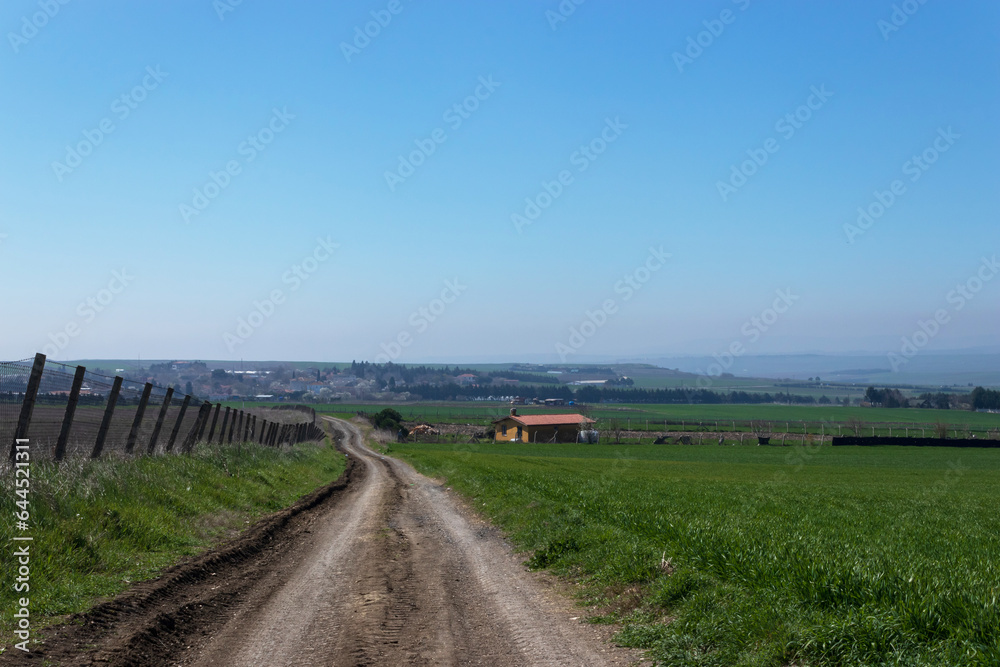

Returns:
2,353,325,464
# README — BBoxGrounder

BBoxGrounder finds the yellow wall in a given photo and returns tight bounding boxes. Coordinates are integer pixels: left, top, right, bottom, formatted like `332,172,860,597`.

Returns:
493,417,523,442
493,419,582,443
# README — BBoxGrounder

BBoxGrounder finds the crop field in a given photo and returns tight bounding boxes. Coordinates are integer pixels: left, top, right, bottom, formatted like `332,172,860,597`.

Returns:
392,441,1000,666
306,401,1000,438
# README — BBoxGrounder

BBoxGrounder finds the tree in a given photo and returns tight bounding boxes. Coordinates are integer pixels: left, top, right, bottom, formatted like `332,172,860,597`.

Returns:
864,386,882,406
971,386,1000,410
371,408,404,431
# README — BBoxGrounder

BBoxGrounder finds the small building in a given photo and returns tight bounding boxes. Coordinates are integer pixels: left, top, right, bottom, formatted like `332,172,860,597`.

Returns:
455,373,478,385
493,408,595,443
543,398,565,406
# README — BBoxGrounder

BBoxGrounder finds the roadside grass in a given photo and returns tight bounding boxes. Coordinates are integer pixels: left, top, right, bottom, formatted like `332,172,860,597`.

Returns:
393,441,1000,666
0,439,345,644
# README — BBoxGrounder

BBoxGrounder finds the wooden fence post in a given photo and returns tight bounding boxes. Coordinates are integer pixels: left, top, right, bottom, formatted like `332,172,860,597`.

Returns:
243,412,251,442
54,364,86,462
227,410,237,444
147,388,174,455
125,383,153,454
207,403,221,442
10,352,46,461
91,376,123,459
197,404,211,440
250,415,257,442
165,395,192,453
182,402,211,454
258,419,268,444
217,407,230,445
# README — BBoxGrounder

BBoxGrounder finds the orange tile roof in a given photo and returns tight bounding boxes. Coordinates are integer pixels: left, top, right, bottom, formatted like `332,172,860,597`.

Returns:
498,413,594,426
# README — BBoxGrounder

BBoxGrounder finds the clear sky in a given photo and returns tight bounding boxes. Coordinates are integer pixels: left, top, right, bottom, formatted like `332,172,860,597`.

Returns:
1,0,997,364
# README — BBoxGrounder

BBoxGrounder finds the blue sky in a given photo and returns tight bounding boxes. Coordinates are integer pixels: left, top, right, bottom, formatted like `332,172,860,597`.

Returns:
1,0,997,364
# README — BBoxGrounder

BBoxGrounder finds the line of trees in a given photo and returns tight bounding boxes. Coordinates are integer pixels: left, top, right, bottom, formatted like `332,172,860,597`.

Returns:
348,361,560,387
863,386,1000,410
971,387,1000,410
392,383,823,405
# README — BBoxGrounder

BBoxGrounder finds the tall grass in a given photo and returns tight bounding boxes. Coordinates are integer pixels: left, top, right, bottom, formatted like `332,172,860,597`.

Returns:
395,442,1000,666
0,440,345,640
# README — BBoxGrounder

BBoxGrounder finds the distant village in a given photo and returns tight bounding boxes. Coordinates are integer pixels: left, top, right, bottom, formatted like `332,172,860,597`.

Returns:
119,361,604,404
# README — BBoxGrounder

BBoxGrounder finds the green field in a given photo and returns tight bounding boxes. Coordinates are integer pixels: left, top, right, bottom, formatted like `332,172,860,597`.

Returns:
392,441,1000,666
305,402,1000,438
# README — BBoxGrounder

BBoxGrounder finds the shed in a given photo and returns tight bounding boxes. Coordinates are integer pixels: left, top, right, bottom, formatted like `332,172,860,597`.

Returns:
493,408,594,443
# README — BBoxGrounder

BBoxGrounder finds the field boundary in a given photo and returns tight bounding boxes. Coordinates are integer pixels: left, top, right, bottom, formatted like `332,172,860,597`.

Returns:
832,436,1000,447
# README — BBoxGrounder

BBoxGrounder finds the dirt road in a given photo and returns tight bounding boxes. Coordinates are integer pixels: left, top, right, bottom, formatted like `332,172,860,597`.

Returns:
13,418,644,666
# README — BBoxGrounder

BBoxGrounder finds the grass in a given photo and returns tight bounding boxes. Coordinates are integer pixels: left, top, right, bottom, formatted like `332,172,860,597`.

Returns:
309,402,1000,439
0,438,345,645
392,440,1000,666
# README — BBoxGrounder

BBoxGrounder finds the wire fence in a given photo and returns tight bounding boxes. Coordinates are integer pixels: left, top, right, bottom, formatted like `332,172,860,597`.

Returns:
3,353,325,464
